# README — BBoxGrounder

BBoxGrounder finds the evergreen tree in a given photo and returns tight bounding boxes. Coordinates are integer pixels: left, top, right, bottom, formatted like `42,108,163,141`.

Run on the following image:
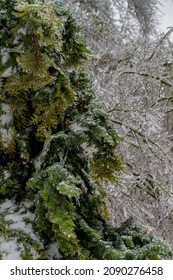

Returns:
0,0,172,259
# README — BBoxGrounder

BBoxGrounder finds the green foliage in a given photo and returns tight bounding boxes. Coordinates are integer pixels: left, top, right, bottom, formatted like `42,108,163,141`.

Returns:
0,0,87,151
103,218,173,260
27,164,83,258
0,0,172,260
0,161,30,198
27,162,113,258
0,199,47,260
91,151,124,183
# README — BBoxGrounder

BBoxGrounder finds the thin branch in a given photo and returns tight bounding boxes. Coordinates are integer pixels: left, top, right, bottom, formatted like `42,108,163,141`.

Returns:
146,27,173,61
166,108,173,114
108,107,145,114
114,70,172,87
111,119,172,163
32,33,41,66
151,97,173,108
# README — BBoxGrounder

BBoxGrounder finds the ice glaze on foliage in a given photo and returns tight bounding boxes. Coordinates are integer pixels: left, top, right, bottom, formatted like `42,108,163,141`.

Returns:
0,0,172,259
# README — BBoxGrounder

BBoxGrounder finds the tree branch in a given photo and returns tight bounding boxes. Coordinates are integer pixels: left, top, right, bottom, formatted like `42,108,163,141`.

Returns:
111,119,172,163
114,71,172,87
32,33,41,66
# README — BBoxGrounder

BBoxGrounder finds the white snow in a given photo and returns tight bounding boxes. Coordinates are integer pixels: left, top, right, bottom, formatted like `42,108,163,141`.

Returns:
0,237,22,260
5,213,39,241
13,35,21,45
0,199,42,259
1,66,13,77
3,170,11,180
18,23,30,36
1,103,12,125
0,199,14,212
70,122,89,132
0,128,13,147
0,103,14,148
43,86,54,94
1,48,10,65
47,242,61,260
0,198,62,259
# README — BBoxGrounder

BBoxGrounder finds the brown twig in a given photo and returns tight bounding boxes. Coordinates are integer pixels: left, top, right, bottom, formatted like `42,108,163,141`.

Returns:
32,33,41,66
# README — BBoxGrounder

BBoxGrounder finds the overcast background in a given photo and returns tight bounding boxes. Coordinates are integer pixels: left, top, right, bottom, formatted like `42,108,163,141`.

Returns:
159,0,173,32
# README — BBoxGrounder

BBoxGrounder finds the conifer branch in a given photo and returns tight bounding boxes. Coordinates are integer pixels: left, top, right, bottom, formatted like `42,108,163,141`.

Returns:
32,33,41,66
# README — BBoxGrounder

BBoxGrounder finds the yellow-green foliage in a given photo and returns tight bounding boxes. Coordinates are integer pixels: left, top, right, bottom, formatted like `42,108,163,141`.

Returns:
0,0,86,155
91,151,125,183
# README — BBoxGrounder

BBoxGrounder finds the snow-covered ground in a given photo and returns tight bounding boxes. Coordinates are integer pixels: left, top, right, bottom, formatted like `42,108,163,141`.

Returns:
0,199,61,259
